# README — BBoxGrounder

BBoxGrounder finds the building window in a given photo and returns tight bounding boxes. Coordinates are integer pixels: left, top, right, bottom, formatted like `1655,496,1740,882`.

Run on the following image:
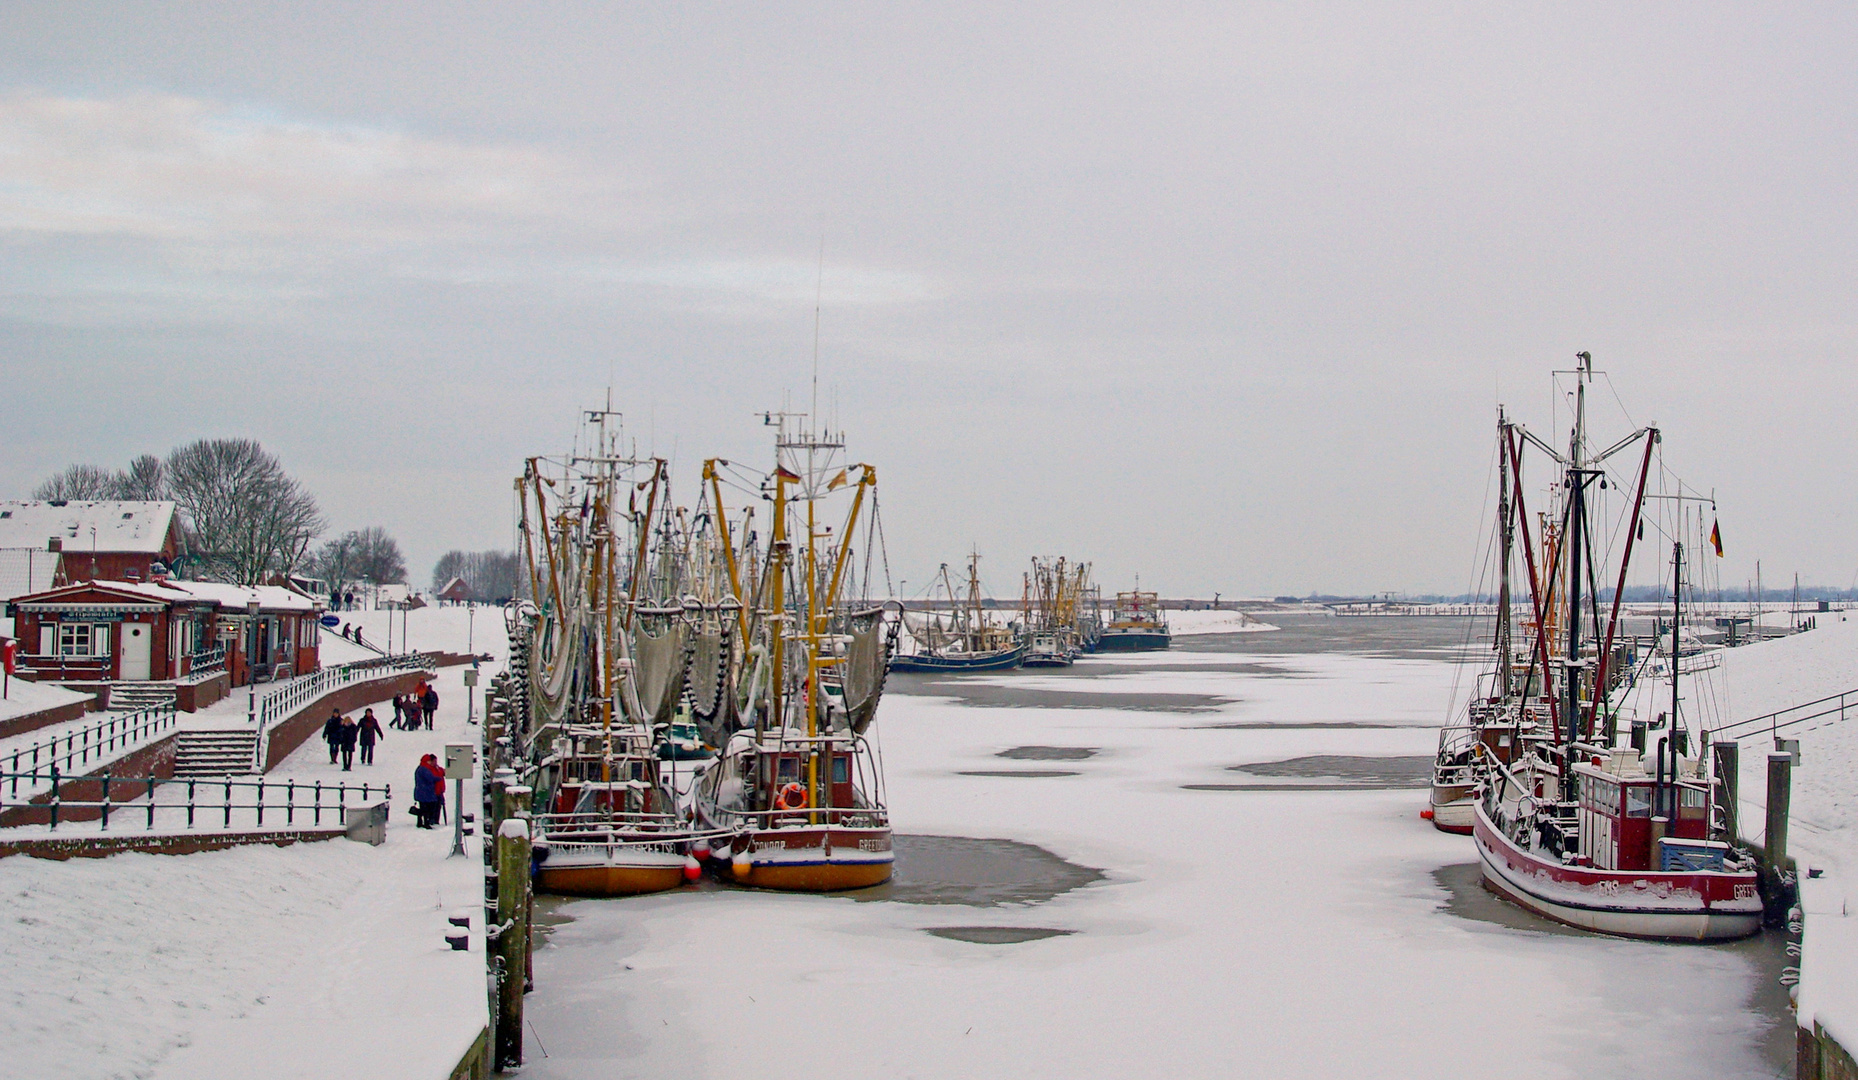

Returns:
58,622,105,657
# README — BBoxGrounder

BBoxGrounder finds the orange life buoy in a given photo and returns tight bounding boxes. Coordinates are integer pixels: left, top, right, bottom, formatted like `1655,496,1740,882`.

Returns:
775,782,807,811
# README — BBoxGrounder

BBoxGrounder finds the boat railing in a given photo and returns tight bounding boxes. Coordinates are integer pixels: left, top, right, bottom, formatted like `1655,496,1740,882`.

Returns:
710,805,889,830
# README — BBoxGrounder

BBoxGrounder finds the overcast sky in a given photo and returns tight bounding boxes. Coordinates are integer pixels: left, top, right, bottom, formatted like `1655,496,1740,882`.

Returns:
2,4,1854,598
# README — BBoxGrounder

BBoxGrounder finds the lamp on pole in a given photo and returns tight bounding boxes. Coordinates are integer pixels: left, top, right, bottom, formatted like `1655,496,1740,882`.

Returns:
246,596,261,728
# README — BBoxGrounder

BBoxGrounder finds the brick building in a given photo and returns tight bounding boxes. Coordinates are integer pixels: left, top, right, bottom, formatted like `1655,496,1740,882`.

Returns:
0,501,183,584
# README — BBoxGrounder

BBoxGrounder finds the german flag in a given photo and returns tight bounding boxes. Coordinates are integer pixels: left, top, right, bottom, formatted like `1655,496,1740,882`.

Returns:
773,465,801,482
1710,519,1724,558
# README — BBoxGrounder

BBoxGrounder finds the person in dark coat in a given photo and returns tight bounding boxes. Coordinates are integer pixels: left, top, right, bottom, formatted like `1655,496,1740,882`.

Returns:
357,708,384,765
413,753,446,828
338,714,359,771
389,694,405,730
322,708,344,765
421,687,439,730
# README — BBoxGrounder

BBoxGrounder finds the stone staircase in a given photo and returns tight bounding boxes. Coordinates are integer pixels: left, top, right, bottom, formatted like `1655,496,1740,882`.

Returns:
172,729,260,777
109,683,178,712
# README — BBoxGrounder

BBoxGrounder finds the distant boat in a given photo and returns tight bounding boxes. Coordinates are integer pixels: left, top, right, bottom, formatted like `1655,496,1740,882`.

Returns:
1095,590,1171,652
1020,631,1073,668
890,553,1023,673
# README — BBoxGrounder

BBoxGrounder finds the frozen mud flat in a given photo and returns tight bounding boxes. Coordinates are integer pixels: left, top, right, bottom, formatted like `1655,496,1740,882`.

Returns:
522,621,1789,1079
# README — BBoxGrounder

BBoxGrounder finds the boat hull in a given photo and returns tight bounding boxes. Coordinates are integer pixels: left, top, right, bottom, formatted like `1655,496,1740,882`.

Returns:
889,646,1023,673
1095,630,1171,652
1020,655,1073,668
535,848,688,897
726,824,894,892
1472,801,1760,941
1428,784,1476,834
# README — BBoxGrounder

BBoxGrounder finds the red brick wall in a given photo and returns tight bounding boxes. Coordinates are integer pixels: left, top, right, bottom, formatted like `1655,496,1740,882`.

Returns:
0,730,179,827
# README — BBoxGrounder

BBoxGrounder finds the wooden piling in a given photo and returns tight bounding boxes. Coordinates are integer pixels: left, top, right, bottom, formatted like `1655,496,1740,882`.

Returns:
1767,751,1792,869
1713,741,1739,842
495,817,531,1070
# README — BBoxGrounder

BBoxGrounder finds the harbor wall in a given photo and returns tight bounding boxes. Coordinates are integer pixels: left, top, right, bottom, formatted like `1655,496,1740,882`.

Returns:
260,670,432,772
0,731,179,828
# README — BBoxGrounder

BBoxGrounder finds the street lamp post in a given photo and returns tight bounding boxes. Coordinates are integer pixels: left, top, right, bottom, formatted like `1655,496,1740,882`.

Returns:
246,597,261,728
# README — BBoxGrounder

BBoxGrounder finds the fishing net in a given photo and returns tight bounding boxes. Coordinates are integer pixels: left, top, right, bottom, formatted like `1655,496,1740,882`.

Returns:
844,607,897,735
632,617,690,727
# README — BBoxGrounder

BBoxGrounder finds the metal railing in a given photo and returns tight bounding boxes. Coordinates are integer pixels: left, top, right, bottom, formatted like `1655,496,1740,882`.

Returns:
253,653,434,730
3,704,177,791
1716,687,1858,741
1,766,388,833
186,644,227,677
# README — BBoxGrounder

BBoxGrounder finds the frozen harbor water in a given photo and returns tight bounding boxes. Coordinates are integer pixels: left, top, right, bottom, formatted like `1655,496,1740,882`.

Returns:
522,616,1790,1079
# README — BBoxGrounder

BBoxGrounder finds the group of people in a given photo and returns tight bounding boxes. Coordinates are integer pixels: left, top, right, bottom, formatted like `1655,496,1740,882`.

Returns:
393,683,439,731
317,684,451,827
321,707,386,770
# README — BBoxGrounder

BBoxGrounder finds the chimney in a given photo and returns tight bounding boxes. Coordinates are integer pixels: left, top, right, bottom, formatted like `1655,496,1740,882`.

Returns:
47,537,62,552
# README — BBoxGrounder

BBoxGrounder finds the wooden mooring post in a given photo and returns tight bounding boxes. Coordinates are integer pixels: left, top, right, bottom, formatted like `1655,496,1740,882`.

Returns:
494,816,531,1071
1712,740,1740,842
1767,750,1792,869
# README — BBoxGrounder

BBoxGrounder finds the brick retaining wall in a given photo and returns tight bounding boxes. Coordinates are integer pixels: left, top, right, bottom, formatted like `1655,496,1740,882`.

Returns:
0,694,95,742
0,732,180,828
0,825,345,860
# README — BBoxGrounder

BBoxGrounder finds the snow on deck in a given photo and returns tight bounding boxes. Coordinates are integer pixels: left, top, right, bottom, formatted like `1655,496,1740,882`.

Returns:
0,607,508,1079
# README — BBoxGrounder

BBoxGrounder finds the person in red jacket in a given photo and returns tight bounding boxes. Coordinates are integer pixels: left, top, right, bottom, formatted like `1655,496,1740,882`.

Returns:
413,753,446,828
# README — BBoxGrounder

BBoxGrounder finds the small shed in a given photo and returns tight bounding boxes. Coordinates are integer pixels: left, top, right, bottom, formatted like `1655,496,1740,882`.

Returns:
437,577,471,604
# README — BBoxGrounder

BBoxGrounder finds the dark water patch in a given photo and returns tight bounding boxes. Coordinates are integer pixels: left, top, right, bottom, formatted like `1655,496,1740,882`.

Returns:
1229,754,1432,787
890,679,1233,713
958,769,1081,778
925,926,1075,944
1178,613,1482,661
998,746,1097,761
1431,862,1588,938
1195,721,1433,731
840,834,1106,907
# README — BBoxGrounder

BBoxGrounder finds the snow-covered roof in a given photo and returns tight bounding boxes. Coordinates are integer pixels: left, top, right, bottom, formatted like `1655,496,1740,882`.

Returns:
0,549,61,601
10,579,317,613
168,582,319,613
0,501,178,555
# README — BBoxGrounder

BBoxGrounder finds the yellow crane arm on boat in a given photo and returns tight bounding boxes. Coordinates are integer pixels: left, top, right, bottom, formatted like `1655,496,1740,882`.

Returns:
703,459,754,647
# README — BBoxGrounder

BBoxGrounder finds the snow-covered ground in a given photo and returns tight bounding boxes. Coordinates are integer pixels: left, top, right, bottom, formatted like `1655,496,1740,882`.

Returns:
0,605,509,1080
1164,609,1278,636
1703,613,1858,1051
0,678,92,726
521,632,1787,1080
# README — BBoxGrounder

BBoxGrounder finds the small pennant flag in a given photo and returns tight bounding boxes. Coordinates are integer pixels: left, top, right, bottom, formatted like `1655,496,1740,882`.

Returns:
827,469,849,491
1710,519,1724,558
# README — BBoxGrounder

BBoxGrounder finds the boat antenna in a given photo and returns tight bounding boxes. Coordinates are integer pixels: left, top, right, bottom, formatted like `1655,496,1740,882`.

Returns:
812,233,824,432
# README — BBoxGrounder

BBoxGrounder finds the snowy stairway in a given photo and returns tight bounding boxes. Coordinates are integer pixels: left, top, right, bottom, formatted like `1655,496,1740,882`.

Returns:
172,730,260,777
109,683,178,712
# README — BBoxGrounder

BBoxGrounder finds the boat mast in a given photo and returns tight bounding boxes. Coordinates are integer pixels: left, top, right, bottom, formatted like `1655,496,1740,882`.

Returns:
1563,355,1590,753
1496,408,1513,697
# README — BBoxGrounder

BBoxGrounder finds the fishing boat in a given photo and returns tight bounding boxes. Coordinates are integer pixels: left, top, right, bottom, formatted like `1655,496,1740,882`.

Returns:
1428,408,1547,833
691,415,899,891
1095,589,1171,652
1466,354,1759,940
512,409,710,897
890,554,1023,673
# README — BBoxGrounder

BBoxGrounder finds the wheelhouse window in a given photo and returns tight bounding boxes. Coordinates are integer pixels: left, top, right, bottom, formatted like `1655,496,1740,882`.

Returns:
832,756,850,784
1625,785,1652,818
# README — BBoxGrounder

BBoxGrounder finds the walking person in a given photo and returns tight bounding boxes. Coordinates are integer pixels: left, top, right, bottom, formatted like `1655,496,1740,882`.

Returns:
421,685,439,731
338,714,359,771
413,753,446,828
390,694,406,731
357,708,384,765
322,708,343,765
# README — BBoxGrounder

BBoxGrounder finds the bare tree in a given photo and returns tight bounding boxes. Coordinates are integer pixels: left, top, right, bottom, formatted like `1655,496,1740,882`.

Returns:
117,455,167,500
431,549,525,601
349,526,406,585
166,439,323,585
309,532,361,600
32,464,121,500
